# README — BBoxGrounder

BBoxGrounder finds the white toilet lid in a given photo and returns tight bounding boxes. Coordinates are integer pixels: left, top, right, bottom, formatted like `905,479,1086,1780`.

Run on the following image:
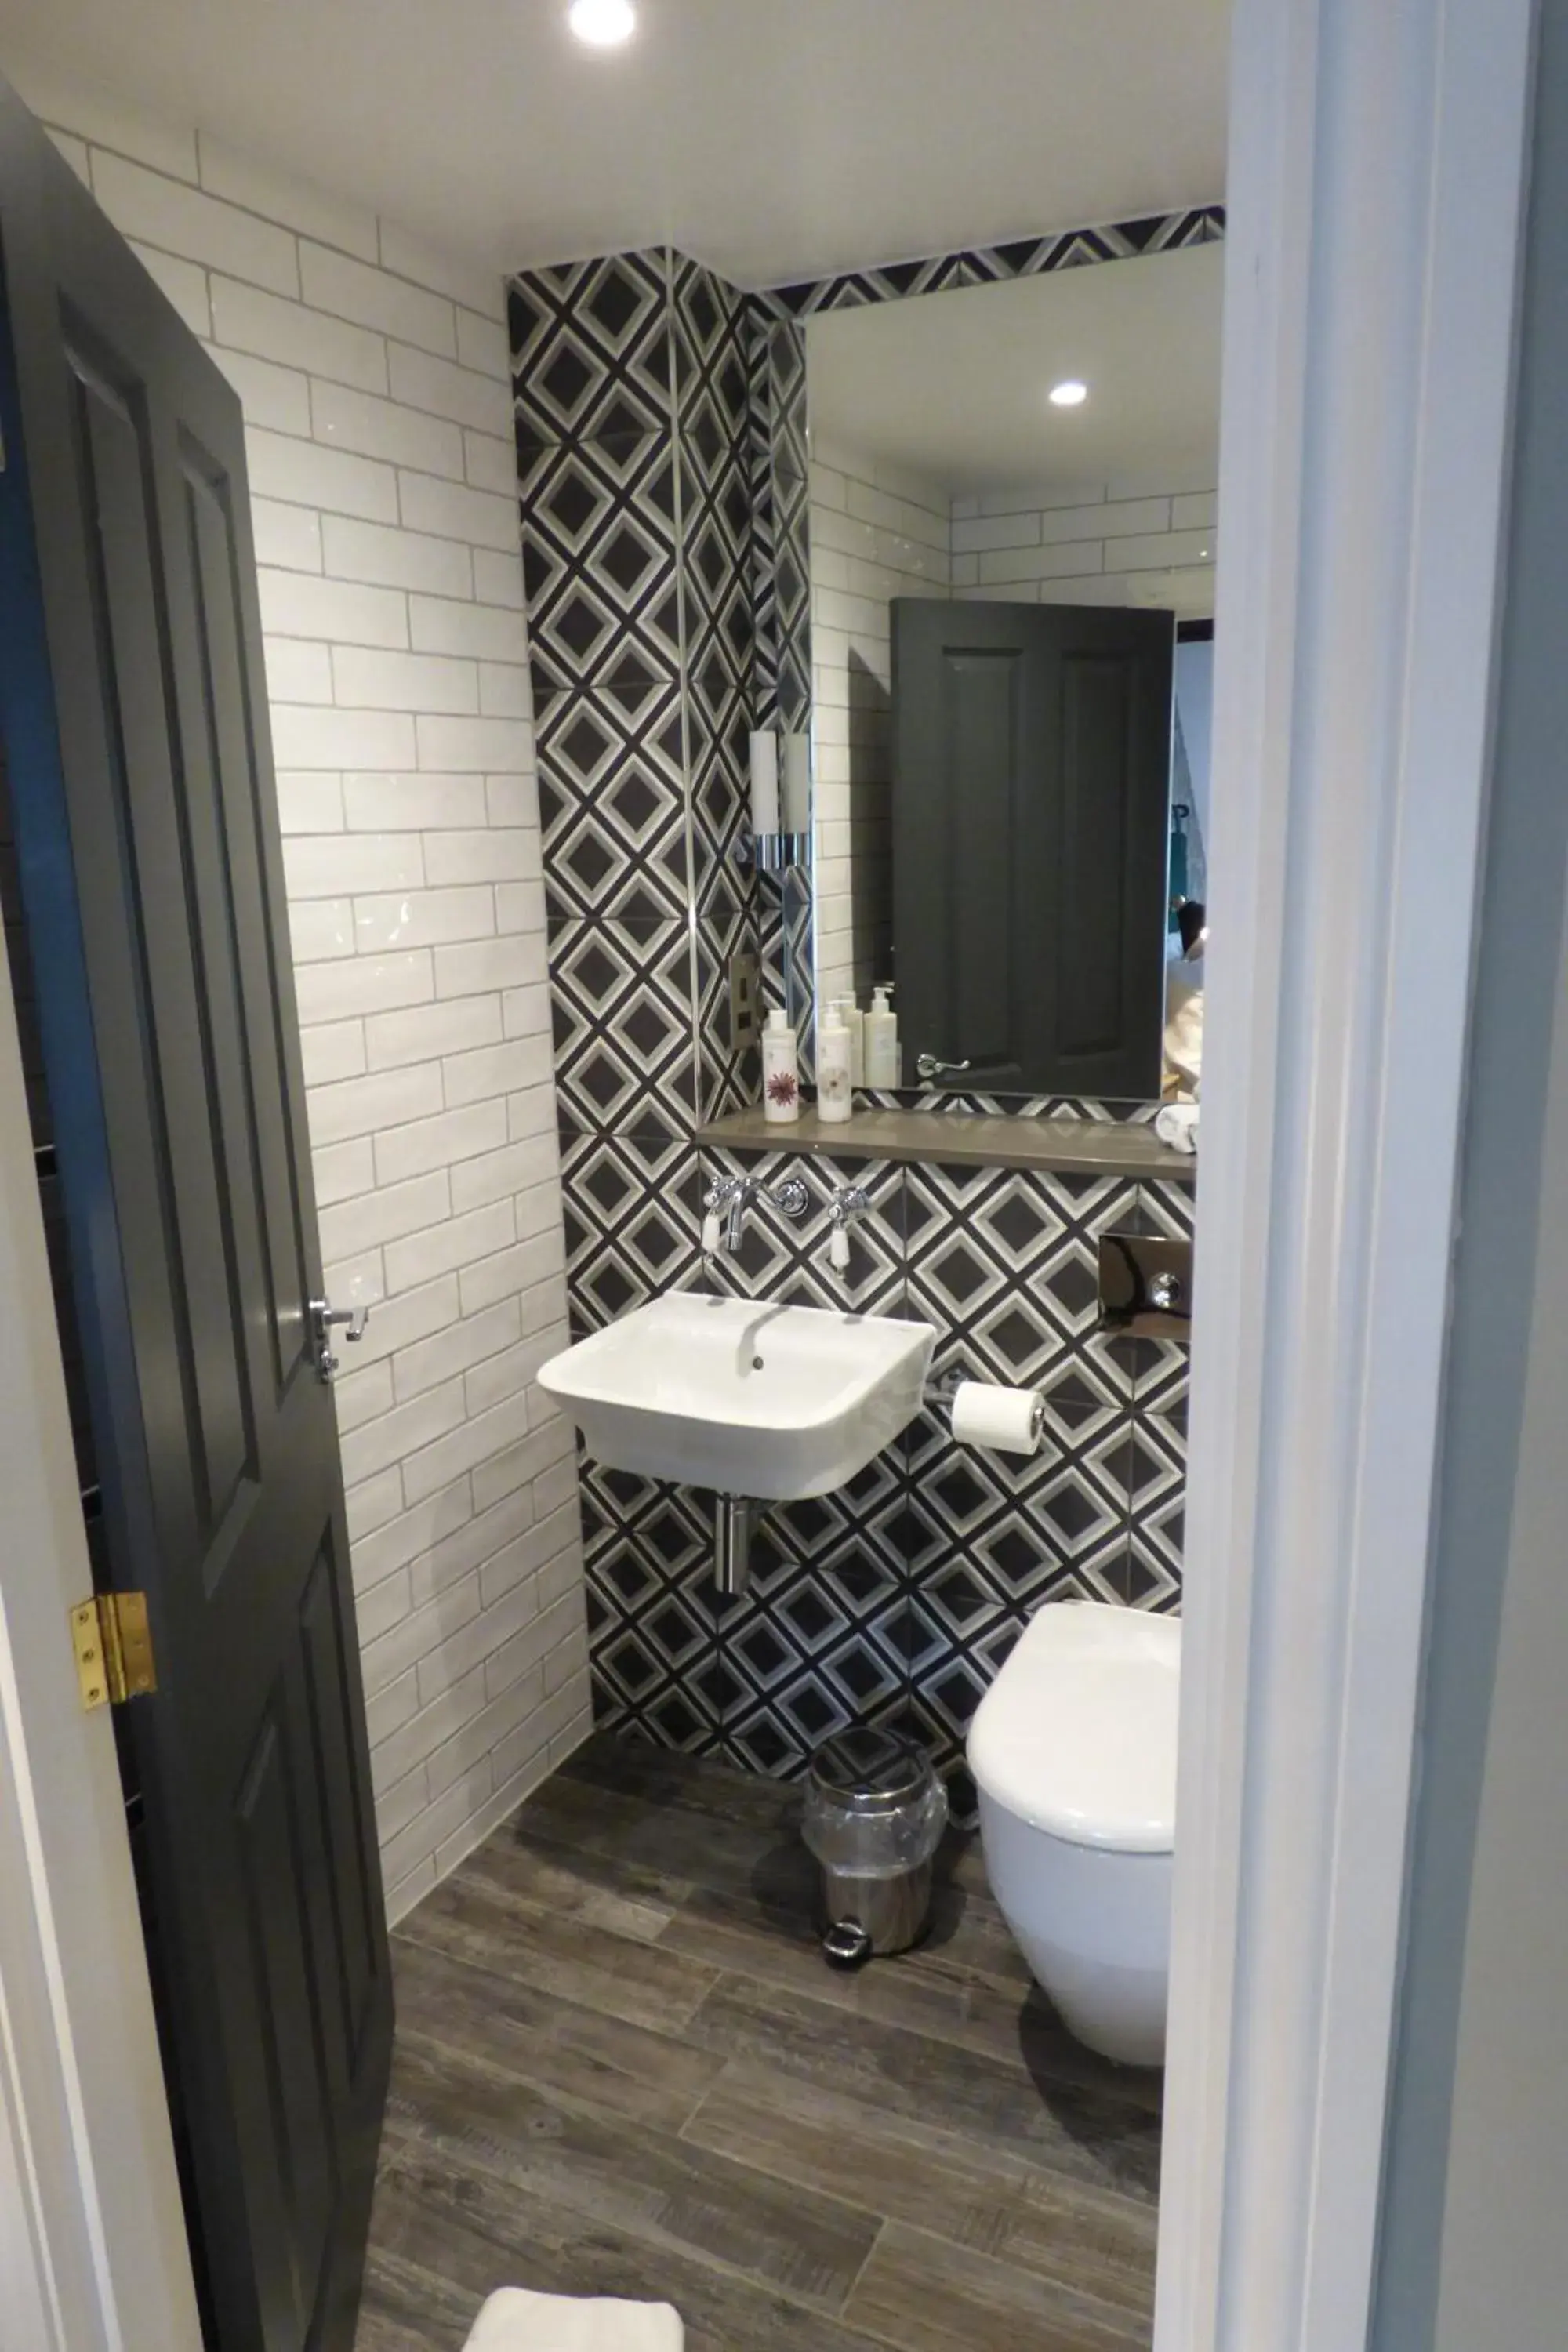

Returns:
967,1601,1180,1852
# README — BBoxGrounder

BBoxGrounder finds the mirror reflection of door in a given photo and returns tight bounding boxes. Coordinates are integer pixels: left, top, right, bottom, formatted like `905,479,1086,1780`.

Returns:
804,240,1221,1102
891,597,1174,1098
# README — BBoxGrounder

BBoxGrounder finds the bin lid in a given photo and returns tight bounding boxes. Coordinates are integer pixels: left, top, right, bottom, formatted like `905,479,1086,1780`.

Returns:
808,1729,933,1812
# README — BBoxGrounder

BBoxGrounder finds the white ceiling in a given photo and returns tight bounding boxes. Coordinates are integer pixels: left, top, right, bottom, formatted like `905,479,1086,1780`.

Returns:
0,0,1230,289
807,242,1225,499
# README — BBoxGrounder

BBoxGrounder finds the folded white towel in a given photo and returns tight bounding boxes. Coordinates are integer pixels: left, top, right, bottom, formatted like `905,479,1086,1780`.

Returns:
1155,1103,1200,1156
463,2287,684,2352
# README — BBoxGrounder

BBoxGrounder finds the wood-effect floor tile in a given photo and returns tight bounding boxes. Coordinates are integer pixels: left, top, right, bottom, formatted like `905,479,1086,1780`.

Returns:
368,2150,896,2352
659,1882,1160,2107
356,1731,1161,2352
846,2221,1155,2352
683,1973,1162,2202
383,2036,880,2309
681,2059,1156,2319
390,1934,724,2136
396,1859,714,2034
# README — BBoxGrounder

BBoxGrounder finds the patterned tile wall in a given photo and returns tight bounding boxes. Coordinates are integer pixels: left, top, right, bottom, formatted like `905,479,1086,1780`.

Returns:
511,216,1214,1809
745,309,815,1052
564,1140,1192,1813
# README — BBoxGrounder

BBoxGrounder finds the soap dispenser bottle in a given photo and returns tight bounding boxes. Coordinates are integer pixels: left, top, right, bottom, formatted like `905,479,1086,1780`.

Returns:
864,984,900,1088
761,1006,800,1124
817,1005,853,1124
834,994,866,1090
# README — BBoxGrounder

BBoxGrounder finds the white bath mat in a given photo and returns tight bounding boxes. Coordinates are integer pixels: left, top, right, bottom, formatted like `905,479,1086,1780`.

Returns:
463,2287,683,2351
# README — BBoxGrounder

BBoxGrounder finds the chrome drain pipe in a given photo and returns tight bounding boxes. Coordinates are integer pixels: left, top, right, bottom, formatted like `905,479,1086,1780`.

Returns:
714,1495,760,1595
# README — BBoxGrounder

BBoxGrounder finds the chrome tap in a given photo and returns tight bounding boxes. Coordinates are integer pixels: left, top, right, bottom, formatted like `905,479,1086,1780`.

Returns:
702,1172,810,1257
826,1183,871,1273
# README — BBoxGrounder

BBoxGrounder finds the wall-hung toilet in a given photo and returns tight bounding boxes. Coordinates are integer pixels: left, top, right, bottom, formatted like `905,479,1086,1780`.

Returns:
968,1600,1180,2067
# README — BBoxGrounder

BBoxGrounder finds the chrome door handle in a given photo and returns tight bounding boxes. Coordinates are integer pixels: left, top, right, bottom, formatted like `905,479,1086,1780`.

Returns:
310,1297,372,1384
916,1054,972,1082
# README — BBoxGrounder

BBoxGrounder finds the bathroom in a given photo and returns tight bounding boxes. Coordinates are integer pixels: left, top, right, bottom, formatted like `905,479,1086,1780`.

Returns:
0,4,1557,2351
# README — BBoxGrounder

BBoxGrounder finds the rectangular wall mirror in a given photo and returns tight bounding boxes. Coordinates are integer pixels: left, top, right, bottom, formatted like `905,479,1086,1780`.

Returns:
799,240,1222,1103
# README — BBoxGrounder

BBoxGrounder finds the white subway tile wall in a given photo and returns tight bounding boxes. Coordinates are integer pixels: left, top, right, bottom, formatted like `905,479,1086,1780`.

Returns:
809,441,953,1010
27,74,590,1920
947,474,1218,610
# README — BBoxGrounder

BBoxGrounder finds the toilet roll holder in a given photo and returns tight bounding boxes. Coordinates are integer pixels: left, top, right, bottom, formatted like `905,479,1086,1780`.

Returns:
923,1366,1047,1448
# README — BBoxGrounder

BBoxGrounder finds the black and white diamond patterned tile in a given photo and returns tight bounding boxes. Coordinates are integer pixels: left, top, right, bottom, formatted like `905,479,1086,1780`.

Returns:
673,256,750,392
759,207,1225,321
1132,1344,1189,1430
750,869,815,1066
770,481,812,733
511,251,676,452
906,1400,1136,1612
1135,1176,1197,1241
673,374,750,491
550,918,697,1138
535,689,690,929
904,1161,1141,1408
683,509,753,660
522,436,685,695
745,303,813,731
1125,1411,1185,1610
690,728,754,915
685,607,753,738
582,1465,726,1753
518,431,678,572
512,227,1201,1787
535,669,686,784
558,1124,701,1334
767,249,975,318
765,314,808,431
713,1477,916,1777
693,913,760,1124
745,309,782,731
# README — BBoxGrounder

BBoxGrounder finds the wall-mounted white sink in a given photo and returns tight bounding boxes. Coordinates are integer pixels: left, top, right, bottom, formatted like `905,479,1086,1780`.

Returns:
538,1292,937,1501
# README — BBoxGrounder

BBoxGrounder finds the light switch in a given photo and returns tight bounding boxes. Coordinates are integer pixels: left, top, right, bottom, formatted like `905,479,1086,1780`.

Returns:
728,951,760,1051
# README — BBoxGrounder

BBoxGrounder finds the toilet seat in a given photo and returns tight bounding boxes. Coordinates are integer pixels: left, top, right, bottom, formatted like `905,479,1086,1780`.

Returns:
968,1602,1180,1853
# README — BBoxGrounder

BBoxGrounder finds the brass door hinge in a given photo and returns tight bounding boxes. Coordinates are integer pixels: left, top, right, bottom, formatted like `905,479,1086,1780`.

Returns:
71,1592,157,1711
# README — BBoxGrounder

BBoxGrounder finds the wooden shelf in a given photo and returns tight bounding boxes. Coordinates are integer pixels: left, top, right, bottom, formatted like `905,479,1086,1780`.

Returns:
694,1103,1197,1183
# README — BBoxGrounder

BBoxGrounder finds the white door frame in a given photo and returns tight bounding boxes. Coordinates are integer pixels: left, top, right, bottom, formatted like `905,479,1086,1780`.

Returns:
1157,0,1537,2347
0,2,1541,2345
0,905,201,2345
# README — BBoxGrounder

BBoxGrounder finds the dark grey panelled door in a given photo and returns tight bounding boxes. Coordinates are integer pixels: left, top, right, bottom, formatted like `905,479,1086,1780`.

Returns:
0,79,390,2351
891,597,1174,1098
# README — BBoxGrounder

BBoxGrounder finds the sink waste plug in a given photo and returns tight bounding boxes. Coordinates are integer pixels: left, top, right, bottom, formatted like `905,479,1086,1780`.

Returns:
803,1730,948,1967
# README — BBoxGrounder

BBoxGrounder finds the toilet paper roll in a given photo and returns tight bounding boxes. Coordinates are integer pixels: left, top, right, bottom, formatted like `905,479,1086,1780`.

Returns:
949,1380,1045,1457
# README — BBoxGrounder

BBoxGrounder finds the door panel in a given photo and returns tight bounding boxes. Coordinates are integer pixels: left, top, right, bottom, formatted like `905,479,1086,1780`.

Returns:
298,1548,381,2071
1058,653,1134,1058
0,75,390,2350
892,597,1173,1098
944,648,1021,1069
183,448,314,1396
71,335,260,1531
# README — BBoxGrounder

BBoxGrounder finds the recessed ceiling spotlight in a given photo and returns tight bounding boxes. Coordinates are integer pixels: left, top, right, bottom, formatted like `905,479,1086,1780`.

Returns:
568,0,637,47
1048,379,1088,408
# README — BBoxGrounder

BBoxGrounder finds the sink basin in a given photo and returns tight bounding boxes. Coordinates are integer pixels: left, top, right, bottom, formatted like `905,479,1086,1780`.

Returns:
537,1292,937,1501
